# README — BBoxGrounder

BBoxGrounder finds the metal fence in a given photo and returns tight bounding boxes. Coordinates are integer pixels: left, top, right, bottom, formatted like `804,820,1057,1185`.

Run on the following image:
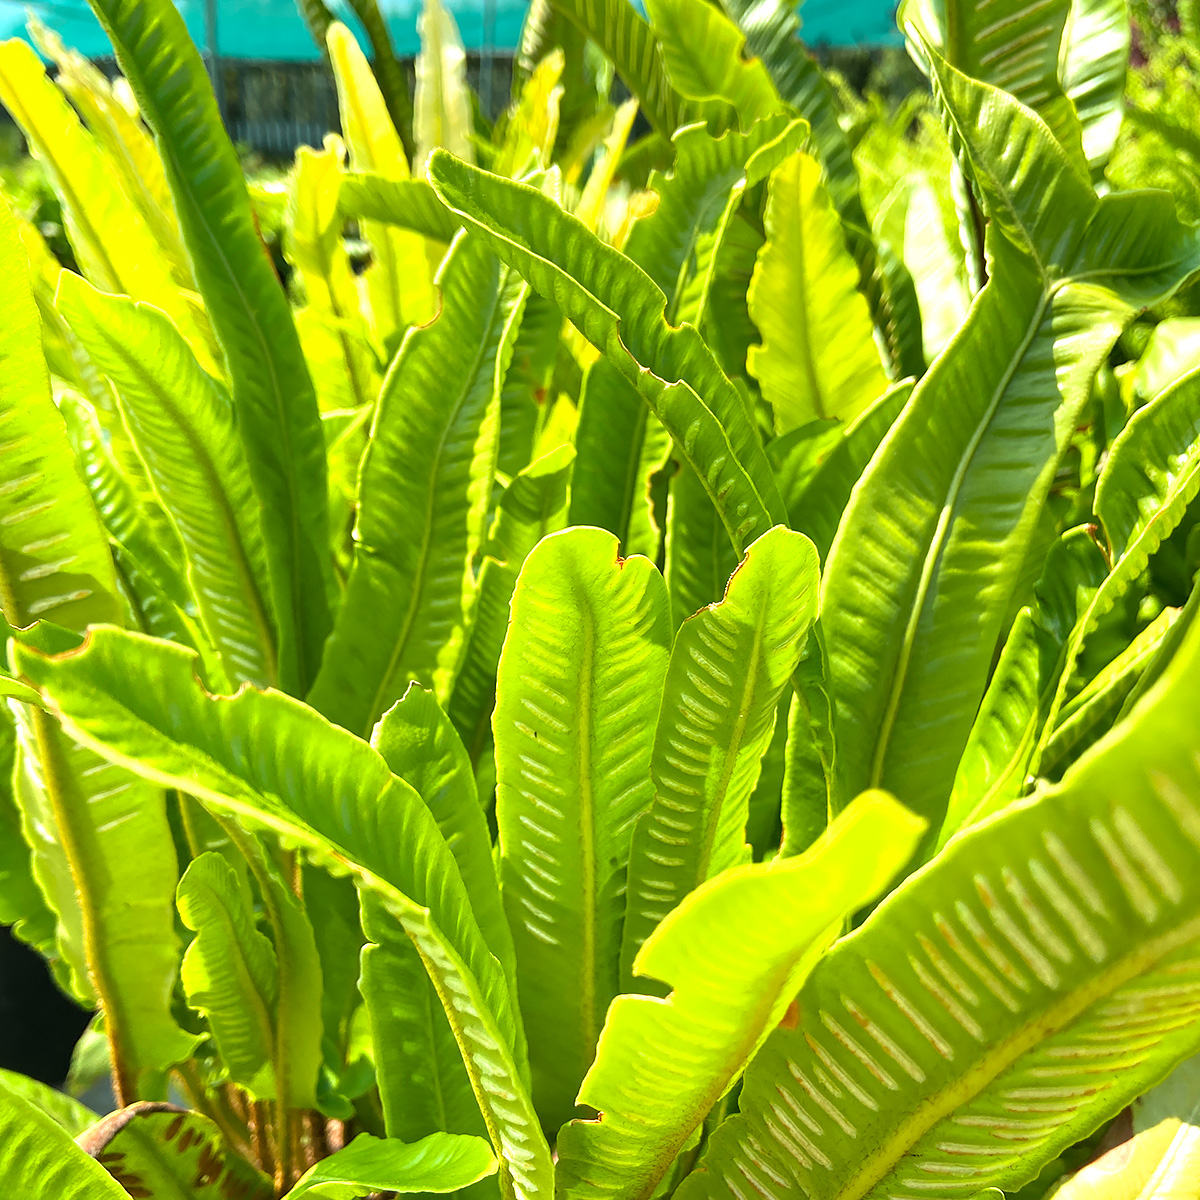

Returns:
212,52,513,157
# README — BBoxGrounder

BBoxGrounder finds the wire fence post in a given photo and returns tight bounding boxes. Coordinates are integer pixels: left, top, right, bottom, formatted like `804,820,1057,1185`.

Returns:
203,0,227,125
479,0,496,117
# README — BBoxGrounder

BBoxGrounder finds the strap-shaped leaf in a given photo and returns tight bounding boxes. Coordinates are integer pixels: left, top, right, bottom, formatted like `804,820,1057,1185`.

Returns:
10,699,198,1099
446,444,574,765
56,395,204,660
625,116,807,325
29,20,197,296
339,172,460,242
1036,366,1200,767
748,150,890,433
373,685,517,993
17,628,552,1200
569,357,659,549
309,234,525,736
495,526,671,1131
1059,0,1131,174
0,39,214,372
560,793,925,1200
0,708,58,968
1037,606,1175,780
428,152,786,555
286,1131,496,1199
177,851,279,1098
716,0,924,379
899,0,1087,172
780,621,837,856
621,525,819,982
681,606,1200,1200
0,1078,127,1199
0,195,118,632
77,1104,272,1200
360,897,490,1146
287,139,381,415
341,0,415,160
328,21,436,348
84,0,333,694
415,0,476,174
821,53,1200,835
56,274,277,687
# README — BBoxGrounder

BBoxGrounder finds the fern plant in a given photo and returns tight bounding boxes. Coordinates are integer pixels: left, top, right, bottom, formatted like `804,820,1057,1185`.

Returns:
3,0,1200,1197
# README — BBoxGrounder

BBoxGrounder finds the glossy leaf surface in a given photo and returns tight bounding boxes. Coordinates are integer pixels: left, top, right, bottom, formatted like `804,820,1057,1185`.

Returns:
494,527,670,1130
84,0,333,693
621,525,820,977
309,234,524,734
682,610,1200,1200
18,629,552,1200
286,1131,496,1198
821,54,1200,836
429,152,787,554
561,793,924,1200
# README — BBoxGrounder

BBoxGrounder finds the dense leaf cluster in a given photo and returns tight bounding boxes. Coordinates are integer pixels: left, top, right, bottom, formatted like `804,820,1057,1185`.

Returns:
2,0,1200,1198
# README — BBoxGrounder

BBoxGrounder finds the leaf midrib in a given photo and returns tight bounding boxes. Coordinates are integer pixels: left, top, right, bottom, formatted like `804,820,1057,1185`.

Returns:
693,595,767,883
104,0,317,692
359,263,508,736
834,912,1200,1200
867,284,1050,790
111,339,278,684
42,677,549,1200
576,581,600,1062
